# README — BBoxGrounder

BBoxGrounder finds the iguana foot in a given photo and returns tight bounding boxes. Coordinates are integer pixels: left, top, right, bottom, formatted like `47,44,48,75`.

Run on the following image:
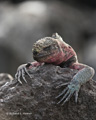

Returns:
15,63,32,84
56,80,80,105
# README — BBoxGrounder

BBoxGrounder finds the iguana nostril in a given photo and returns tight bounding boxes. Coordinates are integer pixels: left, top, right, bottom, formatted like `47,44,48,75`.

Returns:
33,50,38,55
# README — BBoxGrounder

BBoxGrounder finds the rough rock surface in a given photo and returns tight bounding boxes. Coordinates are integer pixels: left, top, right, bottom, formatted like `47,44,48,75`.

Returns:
0,64,96,120
0,73,13,87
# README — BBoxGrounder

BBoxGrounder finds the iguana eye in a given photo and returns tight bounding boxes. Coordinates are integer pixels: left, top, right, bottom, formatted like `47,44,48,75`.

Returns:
43,46,51,51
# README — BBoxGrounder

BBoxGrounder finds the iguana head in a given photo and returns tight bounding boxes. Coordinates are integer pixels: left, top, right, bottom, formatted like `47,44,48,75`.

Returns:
32,33,76,64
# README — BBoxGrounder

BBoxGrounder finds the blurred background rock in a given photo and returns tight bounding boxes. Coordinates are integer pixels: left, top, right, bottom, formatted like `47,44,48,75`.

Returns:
0,0,96,79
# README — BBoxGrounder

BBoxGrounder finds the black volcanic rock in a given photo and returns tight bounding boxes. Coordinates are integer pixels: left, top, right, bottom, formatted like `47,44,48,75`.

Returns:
0,64,96,120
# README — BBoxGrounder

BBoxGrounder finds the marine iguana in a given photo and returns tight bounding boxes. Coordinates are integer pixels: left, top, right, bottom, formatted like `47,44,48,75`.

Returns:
15,33,95,105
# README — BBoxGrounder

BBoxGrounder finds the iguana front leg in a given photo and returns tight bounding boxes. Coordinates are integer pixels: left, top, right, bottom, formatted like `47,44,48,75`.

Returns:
15,61,43,84
56,63,95,105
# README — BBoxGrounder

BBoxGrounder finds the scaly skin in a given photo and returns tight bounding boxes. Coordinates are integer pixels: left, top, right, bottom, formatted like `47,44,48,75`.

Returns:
15,33,95,105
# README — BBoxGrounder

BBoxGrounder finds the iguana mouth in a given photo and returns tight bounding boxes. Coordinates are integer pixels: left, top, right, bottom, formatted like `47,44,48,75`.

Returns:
33,53,53,60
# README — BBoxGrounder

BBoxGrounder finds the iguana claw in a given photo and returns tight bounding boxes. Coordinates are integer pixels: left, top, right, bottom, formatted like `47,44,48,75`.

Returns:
56,81,80,105
15,64,32,84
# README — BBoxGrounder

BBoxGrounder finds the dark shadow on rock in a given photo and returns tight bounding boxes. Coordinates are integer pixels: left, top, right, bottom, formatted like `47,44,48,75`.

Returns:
0,64,96,120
